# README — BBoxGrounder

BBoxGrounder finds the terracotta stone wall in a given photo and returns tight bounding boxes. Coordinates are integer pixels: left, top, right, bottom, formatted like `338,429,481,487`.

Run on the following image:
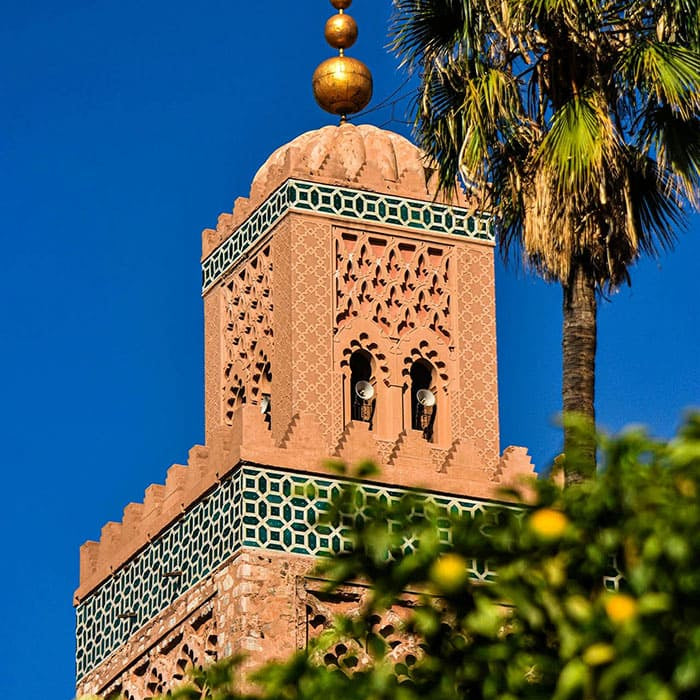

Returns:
78,548,429,700
452,244,500,466
78,549,315,698
289,216,335,449
204,291,221,438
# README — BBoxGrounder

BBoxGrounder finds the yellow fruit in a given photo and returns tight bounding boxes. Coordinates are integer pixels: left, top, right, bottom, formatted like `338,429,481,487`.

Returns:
429,553,469,592
529,508,569,539
676,477,696,498
565,595,593,622
604,593,638,625
543,556,567,588
583,643,616,666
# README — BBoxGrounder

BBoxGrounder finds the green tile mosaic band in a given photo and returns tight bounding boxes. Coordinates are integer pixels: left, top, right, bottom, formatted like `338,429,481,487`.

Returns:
75,465,498,680
201,179,494,293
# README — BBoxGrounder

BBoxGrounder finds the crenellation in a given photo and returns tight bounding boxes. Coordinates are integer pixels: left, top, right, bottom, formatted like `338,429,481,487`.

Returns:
494,445,537,499
187,444,210,481
216,212,234,239
99,521,122,564
162,464,189,514
79,540,99,581
76,407,534,604
202,228,219,258
121,502,145,541
142,483,165,528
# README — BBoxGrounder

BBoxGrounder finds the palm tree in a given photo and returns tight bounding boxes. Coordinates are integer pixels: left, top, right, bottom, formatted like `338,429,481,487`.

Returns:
390,0,700,482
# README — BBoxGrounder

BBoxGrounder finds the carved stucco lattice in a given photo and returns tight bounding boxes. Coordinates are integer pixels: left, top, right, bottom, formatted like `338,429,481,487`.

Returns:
303,586,424,672
222,245,273,424
335,230,452,344
102,605,218,700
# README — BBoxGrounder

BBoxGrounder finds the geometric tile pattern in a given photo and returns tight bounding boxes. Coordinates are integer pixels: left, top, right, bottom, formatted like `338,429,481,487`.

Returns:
75,473,242,682
76,465,501,680
201,179,493,293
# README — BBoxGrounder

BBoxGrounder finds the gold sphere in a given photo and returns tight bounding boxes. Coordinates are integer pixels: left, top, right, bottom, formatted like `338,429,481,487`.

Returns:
324,13,358,49
312,55,373,116
330,0,352,9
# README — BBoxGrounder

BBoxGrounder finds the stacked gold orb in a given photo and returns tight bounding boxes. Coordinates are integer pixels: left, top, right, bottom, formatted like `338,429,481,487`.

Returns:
312,0,373,119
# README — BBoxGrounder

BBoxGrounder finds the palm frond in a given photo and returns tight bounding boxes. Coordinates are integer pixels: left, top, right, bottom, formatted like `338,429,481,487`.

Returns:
625,151,682,256
389,0,470,70
640,106,700,207
391,0,700,288
538,93,619,196
619,41,700,119
652,0,700,47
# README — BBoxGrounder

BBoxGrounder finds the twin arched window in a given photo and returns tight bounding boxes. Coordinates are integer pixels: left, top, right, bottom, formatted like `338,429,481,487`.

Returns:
348,349,436,441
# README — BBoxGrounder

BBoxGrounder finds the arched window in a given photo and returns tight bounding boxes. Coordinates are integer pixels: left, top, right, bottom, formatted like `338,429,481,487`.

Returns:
350,350,375,424
259,361,272,428
410,360,436,441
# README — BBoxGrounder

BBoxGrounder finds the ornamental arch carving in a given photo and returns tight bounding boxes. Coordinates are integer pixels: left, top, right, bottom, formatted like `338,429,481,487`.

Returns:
337,333,391,434
100,605,218,700
401,341,452,446
222,244,273,424
334,228,453,345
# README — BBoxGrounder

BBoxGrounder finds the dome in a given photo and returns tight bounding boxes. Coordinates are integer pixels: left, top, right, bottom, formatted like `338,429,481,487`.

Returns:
202,123,470,258
249,122,463,205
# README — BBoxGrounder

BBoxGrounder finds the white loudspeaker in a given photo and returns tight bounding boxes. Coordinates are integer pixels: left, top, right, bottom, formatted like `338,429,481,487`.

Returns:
416,388,436,407
260,394,271,414
354,380,375,401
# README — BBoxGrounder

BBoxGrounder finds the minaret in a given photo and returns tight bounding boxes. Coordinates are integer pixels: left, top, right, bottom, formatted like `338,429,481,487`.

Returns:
75,3,535,697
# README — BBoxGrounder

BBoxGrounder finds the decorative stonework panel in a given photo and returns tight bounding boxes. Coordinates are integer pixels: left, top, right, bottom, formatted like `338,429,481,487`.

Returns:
452,246,500,461
270,220,293,444
290,218,334,447
76,465,499,681
334,230,452,344
101,602,218,700
304,585,424,671
222,245,273,424
202,180,493,293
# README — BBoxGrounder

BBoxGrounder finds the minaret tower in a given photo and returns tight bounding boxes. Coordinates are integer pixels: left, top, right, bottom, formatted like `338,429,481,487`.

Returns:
75,3,534,697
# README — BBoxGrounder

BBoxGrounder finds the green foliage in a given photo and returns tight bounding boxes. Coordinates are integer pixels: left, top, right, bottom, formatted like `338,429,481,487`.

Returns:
164,413,700,700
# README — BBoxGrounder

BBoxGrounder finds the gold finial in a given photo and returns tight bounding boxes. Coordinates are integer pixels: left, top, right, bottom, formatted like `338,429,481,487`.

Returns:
312,0,373,121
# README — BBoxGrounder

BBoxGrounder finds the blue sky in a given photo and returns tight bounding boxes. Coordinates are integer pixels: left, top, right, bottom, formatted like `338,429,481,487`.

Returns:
1,1,697,697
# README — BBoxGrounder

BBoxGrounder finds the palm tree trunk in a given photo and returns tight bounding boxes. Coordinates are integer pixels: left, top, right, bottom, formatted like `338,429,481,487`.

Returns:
562,261,597,483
